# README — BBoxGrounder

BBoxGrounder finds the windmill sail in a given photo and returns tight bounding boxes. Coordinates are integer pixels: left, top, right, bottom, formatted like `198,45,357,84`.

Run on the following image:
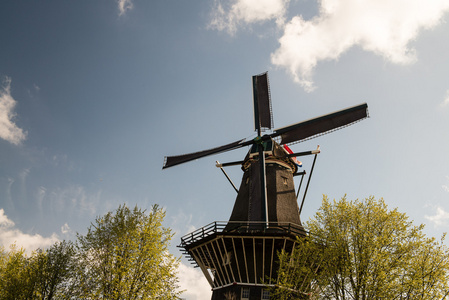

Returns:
274,103,368,145
253,72,273,132
163,139,247,169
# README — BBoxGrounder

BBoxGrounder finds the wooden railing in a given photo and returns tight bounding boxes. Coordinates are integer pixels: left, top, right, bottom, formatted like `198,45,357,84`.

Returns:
179,221,306,248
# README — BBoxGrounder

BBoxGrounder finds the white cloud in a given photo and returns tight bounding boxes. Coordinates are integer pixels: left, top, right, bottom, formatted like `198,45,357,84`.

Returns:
0,209,58,254
171,213,211,299
271,0,449,91
0,209,15,228
117,0,133,16
209,0,290,34
425,205,449,227
0,77,27,145
177,262,211,300
209,0,449,91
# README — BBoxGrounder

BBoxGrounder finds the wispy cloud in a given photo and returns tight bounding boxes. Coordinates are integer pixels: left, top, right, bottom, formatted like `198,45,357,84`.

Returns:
6,178,15,208
441,90,449,107
209,0,290,34
27,83,40,99
47,184,100,216
36,186,47,214
210,0,449,91
0,77,27,145
117,0,133,16
19,168,30,181
61,223,72,235
177,262,211,300
442,175,449,193
425,205,449,227
171,210,196,238
0,209,58,254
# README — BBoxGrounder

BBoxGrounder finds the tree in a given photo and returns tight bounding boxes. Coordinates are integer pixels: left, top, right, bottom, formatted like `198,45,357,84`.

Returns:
0,244,45,300
0,244,34,300
273,196,449,299
74,204,180,299
0,241,75,300
33,241,76,300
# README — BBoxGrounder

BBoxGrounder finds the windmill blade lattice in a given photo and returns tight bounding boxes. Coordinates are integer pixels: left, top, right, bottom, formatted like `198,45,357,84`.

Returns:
163,138,249,169
252,72,273,133
272,103,368,145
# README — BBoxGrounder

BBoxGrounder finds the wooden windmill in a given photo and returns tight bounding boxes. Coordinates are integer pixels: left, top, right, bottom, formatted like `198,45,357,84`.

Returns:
163,72,368,299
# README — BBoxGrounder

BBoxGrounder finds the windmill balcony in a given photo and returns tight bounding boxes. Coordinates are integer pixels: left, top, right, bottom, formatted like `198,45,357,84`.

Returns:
178,221,307,293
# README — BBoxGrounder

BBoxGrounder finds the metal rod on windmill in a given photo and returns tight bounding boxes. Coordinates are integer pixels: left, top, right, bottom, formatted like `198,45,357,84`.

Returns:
252,73,272,228
296,171,306,199
216,161,239,193
299,145,320,215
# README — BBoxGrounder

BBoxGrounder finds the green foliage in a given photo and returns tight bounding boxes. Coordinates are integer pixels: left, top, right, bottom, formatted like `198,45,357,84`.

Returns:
74,204,181,300
0,241,75,300
0,204,181,300
0,244,36,299
34,241,76,299
273,236,324,299
273,196,449,300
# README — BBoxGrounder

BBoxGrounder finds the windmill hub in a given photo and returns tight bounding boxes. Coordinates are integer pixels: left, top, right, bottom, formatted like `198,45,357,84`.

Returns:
245,139,297,174
253,136,262,143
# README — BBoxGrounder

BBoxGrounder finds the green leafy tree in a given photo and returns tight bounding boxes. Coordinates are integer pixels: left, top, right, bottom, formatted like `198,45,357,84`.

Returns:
33,241,76,300
74,204,180,300
0,244,40,299
0,241,75,300
273,196,449,299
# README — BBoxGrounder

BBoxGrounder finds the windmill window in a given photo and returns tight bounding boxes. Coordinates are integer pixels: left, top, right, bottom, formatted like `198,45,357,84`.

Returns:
241,287,250,299
282,176,288,185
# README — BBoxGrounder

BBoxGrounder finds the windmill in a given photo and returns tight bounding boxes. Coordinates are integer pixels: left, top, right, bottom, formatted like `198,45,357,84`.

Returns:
164,72,368,299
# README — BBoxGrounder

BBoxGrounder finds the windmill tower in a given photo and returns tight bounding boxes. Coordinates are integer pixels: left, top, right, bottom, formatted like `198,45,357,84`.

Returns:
163,72,368,299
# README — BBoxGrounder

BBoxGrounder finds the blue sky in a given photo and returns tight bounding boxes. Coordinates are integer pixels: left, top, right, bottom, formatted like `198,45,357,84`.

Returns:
1,1,449,298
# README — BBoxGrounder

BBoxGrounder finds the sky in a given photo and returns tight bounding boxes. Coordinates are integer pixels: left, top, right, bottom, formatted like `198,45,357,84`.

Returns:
1,0,449,299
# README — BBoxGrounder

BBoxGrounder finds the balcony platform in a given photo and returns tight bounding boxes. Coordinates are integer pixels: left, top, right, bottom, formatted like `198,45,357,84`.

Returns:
178,221,307,291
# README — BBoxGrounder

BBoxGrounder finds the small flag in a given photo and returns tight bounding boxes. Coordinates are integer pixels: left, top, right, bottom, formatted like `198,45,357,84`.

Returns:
283,145,302,167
